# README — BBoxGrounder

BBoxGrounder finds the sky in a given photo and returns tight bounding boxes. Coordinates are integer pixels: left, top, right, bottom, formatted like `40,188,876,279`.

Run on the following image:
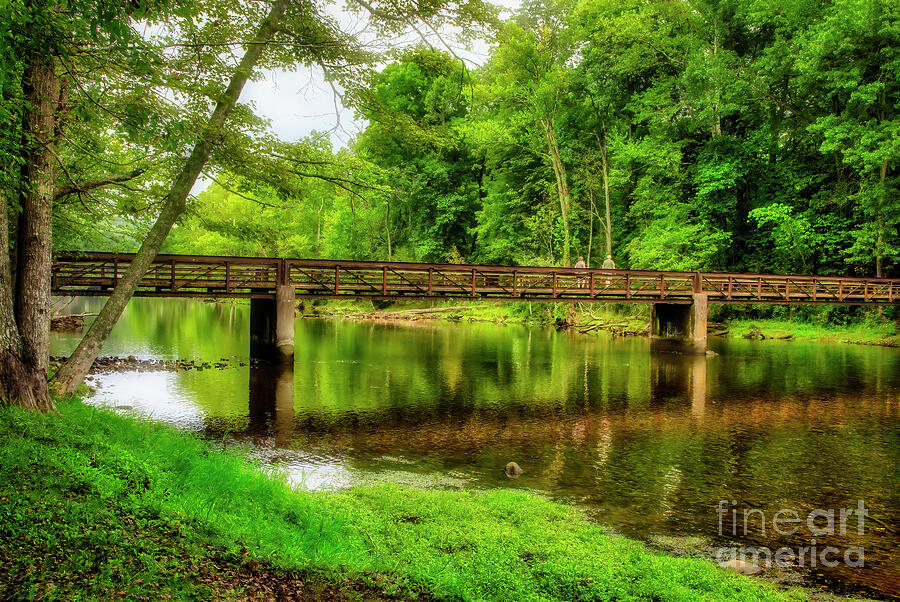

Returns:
240,0,522,150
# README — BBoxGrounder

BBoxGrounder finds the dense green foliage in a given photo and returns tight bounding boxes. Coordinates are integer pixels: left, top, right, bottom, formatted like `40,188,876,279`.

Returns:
0,399,803,600
10,0,887,279
149,0,900,281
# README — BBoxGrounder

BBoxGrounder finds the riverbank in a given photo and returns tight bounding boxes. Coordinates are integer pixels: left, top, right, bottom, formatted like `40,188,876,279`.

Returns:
1,400,802,601
305,299,898,346
723,319,898,346
306,299,650,334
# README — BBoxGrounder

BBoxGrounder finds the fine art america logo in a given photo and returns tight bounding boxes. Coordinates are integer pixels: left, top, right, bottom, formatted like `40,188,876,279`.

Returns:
715,500,867,569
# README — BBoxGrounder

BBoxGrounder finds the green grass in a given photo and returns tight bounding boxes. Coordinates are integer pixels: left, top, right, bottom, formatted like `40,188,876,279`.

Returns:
309,298,650,328
0,399,806,600
725,319,897,344
309,299,896,346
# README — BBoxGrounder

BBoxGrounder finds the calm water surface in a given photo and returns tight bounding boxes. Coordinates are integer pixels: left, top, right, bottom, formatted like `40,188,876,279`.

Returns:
51,298,900,597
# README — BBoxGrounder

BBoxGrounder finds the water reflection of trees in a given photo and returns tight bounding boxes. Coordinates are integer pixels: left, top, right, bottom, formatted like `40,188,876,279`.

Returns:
214,349,900,596
52,297,248,359
53,307,899,597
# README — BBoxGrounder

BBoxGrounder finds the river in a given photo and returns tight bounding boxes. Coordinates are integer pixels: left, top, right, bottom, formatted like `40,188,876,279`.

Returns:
50,297,900,598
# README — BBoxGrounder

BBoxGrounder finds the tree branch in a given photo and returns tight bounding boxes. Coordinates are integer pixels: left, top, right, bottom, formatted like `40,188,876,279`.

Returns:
54,169,146,201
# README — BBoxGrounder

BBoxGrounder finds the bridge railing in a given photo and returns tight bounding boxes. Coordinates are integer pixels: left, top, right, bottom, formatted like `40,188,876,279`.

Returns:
53,253,282,297
52,252,898,304
285,259,697,301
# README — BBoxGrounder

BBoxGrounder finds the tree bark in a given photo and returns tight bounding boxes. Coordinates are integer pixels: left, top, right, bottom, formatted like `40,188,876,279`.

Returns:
316,196,324,256
51,0,291,396
710,18,722,138
15,52,60,379
384,199,392,259
0,52,53,410
542,118,571,266
586,190,593,267
1,187,53,410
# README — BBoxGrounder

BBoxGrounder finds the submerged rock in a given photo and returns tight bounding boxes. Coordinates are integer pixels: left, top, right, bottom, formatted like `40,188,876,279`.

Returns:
505,462,524,477
718,559,761,575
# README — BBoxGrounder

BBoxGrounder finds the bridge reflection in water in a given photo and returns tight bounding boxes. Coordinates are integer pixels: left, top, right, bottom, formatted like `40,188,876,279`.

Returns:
231,350,898,598
50,294,898,596
248,362,295,449
649,354,707,417
244,353,713,445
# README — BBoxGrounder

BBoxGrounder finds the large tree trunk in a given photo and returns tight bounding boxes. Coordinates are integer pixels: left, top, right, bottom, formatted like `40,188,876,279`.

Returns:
1,53,59,411
51,0,291,396
542,118,571,266
16,53,59,378
1,189,53,411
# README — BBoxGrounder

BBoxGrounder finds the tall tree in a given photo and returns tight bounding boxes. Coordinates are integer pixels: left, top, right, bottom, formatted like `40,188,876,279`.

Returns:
1,0,75,409
16,53,63,383
798,0,900,277
51,0,289,395
479,0,579,265
357,48,479,262
51,0,495,395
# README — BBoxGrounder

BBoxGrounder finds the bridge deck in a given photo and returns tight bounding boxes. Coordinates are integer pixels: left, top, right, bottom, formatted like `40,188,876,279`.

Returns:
52,252,899,305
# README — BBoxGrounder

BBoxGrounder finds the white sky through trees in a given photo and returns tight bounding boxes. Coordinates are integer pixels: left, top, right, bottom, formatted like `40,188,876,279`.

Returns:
242,0,522,150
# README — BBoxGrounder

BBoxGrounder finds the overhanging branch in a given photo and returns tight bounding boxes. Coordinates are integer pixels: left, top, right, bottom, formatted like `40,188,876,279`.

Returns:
54,169,146,201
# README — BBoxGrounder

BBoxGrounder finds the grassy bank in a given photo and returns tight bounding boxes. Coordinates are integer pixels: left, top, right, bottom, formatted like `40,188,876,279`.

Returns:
723,319,897,345
0,400,803,601
305,299,897,345
305,298,650,331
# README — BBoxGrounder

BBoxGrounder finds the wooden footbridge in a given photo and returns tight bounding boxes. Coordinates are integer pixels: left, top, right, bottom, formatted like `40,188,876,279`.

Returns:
52,252,899,305
52,252,900,358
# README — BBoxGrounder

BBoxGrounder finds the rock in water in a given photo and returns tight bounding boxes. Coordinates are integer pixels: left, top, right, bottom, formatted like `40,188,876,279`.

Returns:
718,559,761,575
505,462,524,477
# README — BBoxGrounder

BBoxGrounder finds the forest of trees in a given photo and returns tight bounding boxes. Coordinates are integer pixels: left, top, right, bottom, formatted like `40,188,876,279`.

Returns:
158,0,900,280
1,0,898,407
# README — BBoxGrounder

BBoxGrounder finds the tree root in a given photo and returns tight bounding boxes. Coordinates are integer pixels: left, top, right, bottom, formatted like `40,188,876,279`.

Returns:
0,348,55,412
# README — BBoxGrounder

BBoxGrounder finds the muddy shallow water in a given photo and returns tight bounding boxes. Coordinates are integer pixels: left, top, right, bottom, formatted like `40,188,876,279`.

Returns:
51,298,900,597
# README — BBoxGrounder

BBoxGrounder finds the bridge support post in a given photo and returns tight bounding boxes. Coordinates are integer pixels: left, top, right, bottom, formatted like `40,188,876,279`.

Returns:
275,285,296,359
249,286,295,361
649,293,708,354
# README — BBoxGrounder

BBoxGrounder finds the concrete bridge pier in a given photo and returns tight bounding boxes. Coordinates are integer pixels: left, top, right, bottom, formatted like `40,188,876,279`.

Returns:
649,293,708,354
249,285,296,361
275,285,296,358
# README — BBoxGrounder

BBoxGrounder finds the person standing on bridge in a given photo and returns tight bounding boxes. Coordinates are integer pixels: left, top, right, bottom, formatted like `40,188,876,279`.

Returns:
574,256,587,287
602,255,615,287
